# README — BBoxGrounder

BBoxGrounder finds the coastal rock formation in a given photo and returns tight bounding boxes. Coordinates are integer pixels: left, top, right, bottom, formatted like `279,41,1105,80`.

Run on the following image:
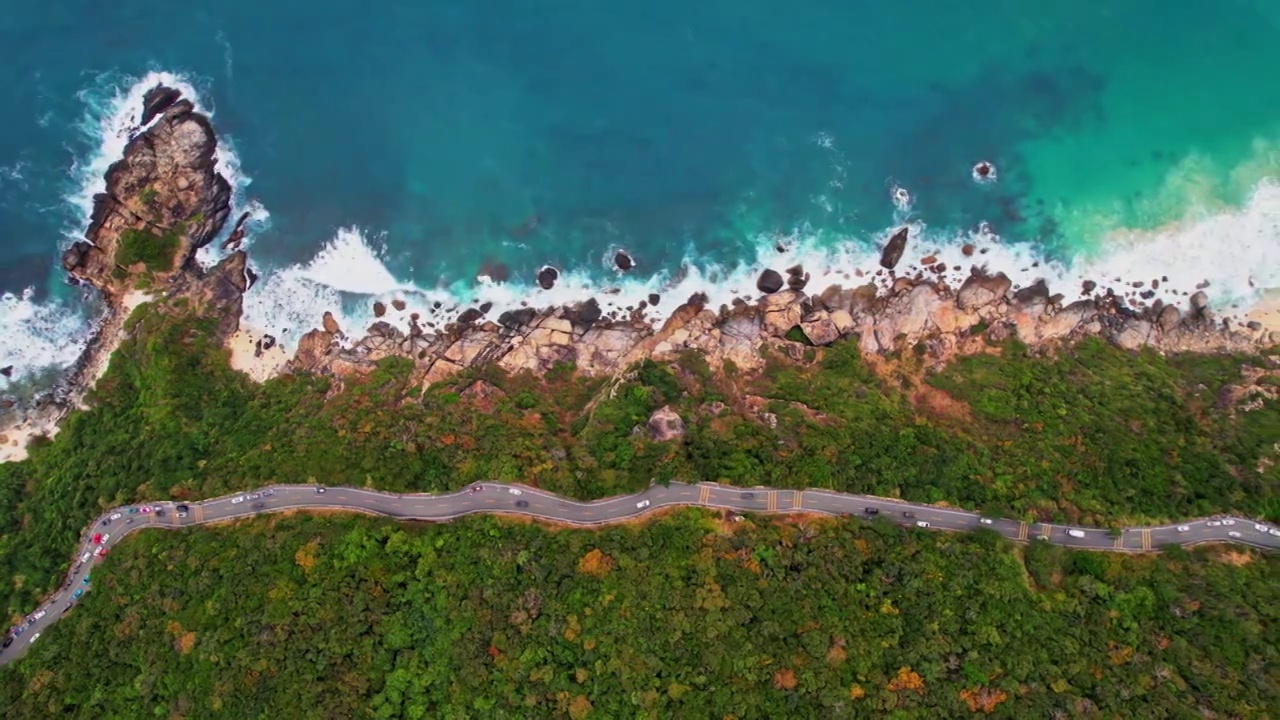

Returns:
879,227,909,269
757,269,784,294
283,265,1276,392
62,92,232,295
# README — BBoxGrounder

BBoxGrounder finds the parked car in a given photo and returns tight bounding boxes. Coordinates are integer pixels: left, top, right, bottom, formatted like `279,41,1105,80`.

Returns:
1227,531,1242,538
27,633,39,645
741,492,755,500
1206,521,1222,527
2,637,12,649
72,589,84,600
261,489,274,497
100,533,110,544
109,513,121,520
508,488,523,496
231,496,246,505
139,506,152,514
915,521,930,528
176,504,190,518
91,533,103,545
79,552,91,563
32,611,45,621
1221,519,1234,526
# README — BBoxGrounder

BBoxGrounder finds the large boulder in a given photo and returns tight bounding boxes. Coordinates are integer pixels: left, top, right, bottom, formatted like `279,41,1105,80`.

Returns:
957,270,1012,310
647,405,685,442
879,227,909,269
757,269,785,294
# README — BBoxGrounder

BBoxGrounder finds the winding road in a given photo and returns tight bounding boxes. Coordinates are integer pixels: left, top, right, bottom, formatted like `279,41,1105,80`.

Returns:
4,480,1278,664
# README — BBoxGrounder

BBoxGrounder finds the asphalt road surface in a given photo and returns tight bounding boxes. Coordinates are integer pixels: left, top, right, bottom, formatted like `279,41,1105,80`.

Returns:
4,481,1278,664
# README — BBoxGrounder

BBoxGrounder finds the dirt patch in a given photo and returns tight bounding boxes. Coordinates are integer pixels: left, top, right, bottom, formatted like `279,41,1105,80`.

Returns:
1215,549,1254,566
910,384,974,424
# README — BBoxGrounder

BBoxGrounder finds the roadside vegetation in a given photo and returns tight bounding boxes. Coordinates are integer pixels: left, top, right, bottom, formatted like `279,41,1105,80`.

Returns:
1,304,1277,619
2,512,1275,717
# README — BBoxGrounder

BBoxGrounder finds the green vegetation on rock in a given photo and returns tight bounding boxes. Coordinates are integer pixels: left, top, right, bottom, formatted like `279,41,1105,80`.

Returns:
2,513,1275,718
115,227,180,272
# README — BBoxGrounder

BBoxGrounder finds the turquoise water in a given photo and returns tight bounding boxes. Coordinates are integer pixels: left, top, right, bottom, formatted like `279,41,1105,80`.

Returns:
2,1,1279,386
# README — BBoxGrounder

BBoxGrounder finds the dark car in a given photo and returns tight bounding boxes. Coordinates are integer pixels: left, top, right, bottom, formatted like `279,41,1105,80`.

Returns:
2,636,12,649
251,502,265,510
515,500,530,508
864,507,880,515
902,511,916,519
741,492,756,500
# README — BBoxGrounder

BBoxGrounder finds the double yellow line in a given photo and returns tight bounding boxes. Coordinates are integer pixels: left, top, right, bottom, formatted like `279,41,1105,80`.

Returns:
1113,532,1125,550
1142,529,1152,552
767,492,778,512
698,485,711,505
1017,522,1029,541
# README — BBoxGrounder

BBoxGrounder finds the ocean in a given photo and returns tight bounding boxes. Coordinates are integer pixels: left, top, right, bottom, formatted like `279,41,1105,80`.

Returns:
2,1,1279,393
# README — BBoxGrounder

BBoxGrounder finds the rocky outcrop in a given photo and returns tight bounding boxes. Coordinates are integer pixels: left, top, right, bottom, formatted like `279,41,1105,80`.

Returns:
757,269,784,294
284,269,1276,391
879,227,909,270
62,93,231,294
647,405,685,441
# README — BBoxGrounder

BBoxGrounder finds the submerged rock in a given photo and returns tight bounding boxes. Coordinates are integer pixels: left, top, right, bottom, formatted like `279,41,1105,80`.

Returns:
373,301,387,318
614,250,635,271
537,266,559,290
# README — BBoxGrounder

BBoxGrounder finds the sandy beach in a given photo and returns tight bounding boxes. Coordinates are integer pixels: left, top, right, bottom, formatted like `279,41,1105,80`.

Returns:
228,328,290,383
1246,289,1280,334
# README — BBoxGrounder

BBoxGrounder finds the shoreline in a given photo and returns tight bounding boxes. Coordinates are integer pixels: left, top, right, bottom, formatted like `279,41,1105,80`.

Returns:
2,83,1279,462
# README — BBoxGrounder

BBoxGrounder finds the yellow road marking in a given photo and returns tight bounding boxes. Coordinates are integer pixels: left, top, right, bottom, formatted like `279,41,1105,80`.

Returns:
1142,529,1152,552
1113,532,1124,549
794,491,803,510
1040,524,1052,539
699,486,711,505
1017,522,1029,541
767,492,777,512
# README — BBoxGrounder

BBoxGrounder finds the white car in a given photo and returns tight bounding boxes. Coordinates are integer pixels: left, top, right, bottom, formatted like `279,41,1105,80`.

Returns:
261,489,274,497
508,488,523,496
1270,529,1280,537
1221,519,1234,526
1176,525,1190,532
109,513,121,520
231,496,246,504
1206,521,1222,527
915,520,930,528
1255,524,1269,533
32,611,46,621
1066,529,1086,539
636,500,651,509
28,633,40,645
79,552,92,563
978,518,993,525
1227,531,1241,538
100,534,110,543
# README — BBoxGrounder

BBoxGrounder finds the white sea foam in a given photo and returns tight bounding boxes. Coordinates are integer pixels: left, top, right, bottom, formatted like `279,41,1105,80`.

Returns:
0,289,94,392
241,177,1280,353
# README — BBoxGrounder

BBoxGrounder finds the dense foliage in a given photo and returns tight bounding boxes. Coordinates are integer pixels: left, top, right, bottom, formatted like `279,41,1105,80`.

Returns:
0,305,1276,618
2,513,1275,718
115,227,180,272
